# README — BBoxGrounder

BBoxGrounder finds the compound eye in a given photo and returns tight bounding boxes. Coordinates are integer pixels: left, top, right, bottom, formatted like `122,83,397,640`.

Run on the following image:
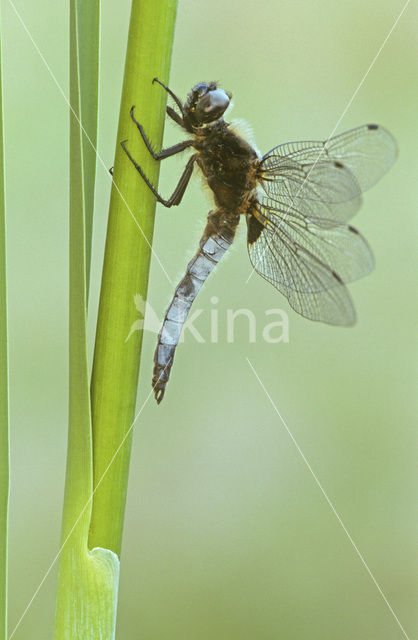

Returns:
198,88,230,120
191,83,209,101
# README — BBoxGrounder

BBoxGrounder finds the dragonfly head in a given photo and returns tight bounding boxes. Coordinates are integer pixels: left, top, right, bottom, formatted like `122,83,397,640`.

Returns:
184,82,232,127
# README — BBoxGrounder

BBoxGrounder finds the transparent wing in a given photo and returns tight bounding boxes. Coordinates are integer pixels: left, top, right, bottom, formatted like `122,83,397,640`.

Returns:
260,124,397,222
247,199,374,326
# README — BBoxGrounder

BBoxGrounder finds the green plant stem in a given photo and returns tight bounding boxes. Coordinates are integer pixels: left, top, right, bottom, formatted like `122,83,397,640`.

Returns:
89,0,178,555
77,0,100,299
0,23,8,640
54,2,120,638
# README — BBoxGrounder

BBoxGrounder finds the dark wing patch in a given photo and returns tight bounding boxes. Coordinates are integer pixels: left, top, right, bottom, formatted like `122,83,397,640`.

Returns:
247,213,265,245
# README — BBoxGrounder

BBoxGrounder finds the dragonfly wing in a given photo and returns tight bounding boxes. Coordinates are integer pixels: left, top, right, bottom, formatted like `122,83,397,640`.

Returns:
247,199,374,326
260,124,397,222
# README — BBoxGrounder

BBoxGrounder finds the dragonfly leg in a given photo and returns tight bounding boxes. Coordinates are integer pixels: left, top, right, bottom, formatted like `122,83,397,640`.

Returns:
166,105,185,128
166,155,196,206
121,141,196,207
152,77,185,114
129,106,192,159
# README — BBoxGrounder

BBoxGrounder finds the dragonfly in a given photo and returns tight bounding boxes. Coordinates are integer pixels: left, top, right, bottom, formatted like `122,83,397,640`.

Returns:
122,78,397,403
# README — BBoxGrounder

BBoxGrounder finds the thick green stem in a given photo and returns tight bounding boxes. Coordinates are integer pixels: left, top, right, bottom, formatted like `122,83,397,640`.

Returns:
89,0,178,556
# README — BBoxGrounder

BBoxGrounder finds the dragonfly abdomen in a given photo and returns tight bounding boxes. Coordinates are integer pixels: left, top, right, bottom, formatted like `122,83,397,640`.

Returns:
152,212,237,403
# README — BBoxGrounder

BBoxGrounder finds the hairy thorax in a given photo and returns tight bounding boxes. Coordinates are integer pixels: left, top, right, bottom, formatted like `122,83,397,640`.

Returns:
194,122,260,214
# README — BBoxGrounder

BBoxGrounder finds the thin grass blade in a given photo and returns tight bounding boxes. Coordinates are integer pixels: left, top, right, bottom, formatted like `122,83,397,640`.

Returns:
0,20,8,640
54,2,120,638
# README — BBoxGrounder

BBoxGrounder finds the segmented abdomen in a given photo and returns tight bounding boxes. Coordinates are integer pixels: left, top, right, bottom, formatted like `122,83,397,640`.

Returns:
153,217,234,403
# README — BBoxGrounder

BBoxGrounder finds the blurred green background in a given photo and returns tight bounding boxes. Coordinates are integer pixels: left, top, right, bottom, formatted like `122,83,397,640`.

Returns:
3,0,417,638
